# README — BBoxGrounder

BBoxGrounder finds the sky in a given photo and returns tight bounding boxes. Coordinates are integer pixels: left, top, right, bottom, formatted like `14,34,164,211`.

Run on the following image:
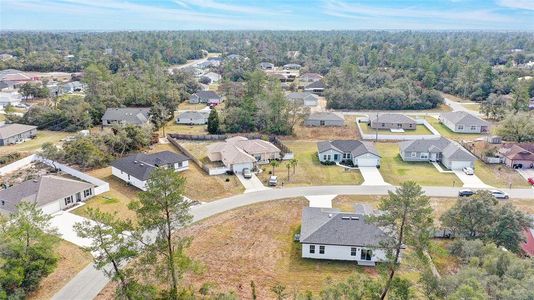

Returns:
0,0,533,31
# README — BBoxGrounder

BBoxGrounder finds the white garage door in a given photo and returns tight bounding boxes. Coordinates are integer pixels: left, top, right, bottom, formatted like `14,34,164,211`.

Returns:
41,201,61,215
356,158,379,167
449,161,473,170
232,162,254,173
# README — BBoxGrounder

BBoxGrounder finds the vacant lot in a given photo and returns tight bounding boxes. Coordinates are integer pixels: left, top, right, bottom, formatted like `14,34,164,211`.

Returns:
28,241,92,300
289,115,360,140
159,119,208,136
0,130,71,155
358,122,433,135
375,142,460,186
460,102,481,112
474,160,531,188
258,140,364,186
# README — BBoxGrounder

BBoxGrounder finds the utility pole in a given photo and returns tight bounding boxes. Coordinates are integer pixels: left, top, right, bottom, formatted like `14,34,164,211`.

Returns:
375,111,379,142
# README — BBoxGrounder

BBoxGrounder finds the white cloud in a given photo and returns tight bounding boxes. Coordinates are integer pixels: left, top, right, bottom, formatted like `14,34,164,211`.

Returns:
174,0,283,15
496,0,534,11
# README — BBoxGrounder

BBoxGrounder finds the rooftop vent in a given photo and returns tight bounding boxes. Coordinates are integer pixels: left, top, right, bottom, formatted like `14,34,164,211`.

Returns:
351,216,359,220
328,213,333,218
341,216,350,220
133,160,138,163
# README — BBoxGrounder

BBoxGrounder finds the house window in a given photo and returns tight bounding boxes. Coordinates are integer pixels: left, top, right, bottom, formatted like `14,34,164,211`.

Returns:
409,124,414,128
333,154,339,161
361,249,372,260
350,247,357,256
397,123,402,128
320,120,325,126
458,125,464,130
309,245,315,254
64,195,73,206
319,245,325,254
411,152,416,158
420,153,429,159
84,189,92,197
470,126,477,131
381,123,385,127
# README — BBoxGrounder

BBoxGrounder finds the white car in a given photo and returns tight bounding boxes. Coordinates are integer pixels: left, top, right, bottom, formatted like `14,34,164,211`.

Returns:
268,176,278,186
490,190,509,199
463,167,474,175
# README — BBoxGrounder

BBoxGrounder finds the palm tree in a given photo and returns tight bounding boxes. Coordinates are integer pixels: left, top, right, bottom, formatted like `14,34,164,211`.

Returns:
270,160,280,175
290,158,298,174
286,162,291,181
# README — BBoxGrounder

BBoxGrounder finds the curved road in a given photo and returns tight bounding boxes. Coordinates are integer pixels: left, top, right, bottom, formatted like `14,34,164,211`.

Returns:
52,184,533,300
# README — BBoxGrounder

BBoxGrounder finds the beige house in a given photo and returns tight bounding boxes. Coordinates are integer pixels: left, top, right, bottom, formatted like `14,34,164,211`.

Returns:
207,136,281,173
370,114,416,130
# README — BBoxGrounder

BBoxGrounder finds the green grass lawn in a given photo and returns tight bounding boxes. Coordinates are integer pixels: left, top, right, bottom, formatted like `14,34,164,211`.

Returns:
258,140,364,186
375,142,460,186
474,160,531,188
358,122,433,135
424,117,482,141
460,103,481,112
0,130,72,156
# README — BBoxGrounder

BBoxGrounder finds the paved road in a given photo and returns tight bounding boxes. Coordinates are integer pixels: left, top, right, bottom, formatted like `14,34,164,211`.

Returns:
167,56,209,74
52,184,534,299
443,97,482,116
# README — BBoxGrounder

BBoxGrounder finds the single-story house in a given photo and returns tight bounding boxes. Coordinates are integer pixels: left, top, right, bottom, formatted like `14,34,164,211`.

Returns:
0,91,22,107
370,114,417,130
0,175,95,215
317,140,381,167
303,80,325,95
259,62,275,70
287,92,319,106
299,206,396,265
111,151,190,191
207,136,281,173
283,63,301,70
498,143,534,169
439,111,489,133
176,110,210,125
0,123,37,146
189,91,222,105
101,107,151,126
299,73,323,83
399,137,476,170
304,112,344,127
200,72,221,84
196,61,213,69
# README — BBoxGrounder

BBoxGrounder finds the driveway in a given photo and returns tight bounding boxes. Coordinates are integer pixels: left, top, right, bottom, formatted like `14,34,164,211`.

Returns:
306,195,336,208
49,211,96,249
236,173,270,193
517,169,534,181
359,167,389,186
453,170,492,188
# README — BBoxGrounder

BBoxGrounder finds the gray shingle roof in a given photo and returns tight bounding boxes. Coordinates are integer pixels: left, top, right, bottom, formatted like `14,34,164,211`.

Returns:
111,151,189,181
307,112,344,122
305,80,326,89
317,140,380,158
442,143,477,161
287,92,318,100
299,207,387,247
399,137,475,161
0,176,94,213
177,110,209,121
371,113,416,124
0,123,37,139
101,107,150,125
439,111,489,127
193,91,220,101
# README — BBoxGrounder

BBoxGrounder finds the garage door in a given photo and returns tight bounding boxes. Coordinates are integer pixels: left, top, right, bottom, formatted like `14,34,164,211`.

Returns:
356,158,379,167
41,201,61,215
449,161,473,170
232,163,254,173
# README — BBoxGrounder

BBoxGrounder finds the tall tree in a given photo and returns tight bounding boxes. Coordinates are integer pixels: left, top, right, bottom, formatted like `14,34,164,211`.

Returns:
369,181,434,300
496,112,534,142
128,168,194,299
207,109,220,134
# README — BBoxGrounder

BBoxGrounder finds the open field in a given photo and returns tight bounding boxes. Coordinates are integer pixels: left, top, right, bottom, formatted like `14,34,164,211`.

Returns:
28,241,92,300
358,122,433,135
375,142,460,186
288,115,360,140
0,130,71,155
460,103,481,112
424,117,483,141
158,119,208,136
258,140,364,186
474,160,531,188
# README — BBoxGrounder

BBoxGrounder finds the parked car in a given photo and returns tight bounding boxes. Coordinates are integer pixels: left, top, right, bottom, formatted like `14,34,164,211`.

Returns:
458,189,475,197
490,189,509,199
528,177,534,185
268,175,278,186
462,167,474,175
242,168,252,179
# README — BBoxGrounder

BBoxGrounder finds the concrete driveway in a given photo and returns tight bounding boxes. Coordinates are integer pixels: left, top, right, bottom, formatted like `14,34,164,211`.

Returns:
306,195,336,208
517,169,534,181
49,211,96,249
453,170,492,188
236,173,270,193
360,167,389,186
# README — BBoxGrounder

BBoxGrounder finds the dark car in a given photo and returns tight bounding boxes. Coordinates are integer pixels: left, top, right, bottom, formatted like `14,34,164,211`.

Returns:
458,189,475,197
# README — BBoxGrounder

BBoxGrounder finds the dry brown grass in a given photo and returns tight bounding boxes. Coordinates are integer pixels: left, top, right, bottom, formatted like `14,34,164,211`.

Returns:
288,115,360,141
28,241,92,300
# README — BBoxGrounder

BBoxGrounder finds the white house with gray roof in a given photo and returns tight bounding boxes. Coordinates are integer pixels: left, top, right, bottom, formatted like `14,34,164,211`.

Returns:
370,114,416,130
176,110,209,125
101,107,151,126
189,91,222,105
304,112,344,127
287,92,319,106
299,206,394,265
111,151,189,190
438,111,489,133
303,80,326,95
399,137,476,170
0,123,37,146
317,140,381,167
0,175,95,215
